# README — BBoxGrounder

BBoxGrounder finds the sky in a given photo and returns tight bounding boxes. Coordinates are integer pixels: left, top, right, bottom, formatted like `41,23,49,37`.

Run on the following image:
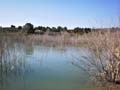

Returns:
0,0,119,28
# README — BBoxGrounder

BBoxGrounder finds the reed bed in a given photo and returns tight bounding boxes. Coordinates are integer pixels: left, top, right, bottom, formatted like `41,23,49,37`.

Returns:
1,29,120,88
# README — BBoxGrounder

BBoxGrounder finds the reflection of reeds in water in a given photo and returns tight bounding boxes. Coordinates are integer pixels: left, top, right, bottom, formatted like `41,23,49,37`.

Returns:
0,34,48,89
0,35,29,89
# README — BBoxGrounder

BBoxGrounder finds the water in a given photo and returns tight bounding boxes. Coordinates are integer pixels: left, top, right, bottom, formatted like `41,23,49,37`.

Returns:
0,43,97,90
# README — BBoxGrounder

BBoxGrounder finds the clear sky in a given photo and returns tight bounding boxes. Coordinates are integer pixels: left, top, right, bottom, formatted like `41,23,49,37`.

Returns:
0,0,119,28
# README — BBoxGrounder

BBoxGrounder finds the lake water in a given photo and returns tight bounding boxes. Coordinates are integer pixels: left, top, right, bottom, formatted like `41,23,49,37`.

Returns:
0,43,98,90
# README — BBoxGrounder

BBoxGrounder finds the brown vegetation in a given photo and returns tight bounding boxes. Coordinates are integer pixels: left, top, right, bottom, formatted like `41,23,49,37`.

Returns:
1,29,120,88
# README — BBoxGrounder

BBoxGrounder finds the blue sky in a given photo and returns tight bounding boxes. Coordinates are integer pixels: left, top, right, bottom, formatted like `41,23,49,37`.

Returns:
0,0,119,28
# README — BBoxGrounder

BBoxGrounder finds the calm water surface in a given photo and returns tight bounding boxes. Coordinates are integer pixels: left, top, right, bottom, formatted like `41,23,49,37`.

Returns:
0,44,98,90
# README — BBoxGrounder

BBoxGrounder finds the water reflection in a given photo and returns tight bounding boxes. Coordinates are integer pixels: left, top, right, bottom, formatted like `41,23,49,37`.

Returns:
0,41,103,90
0,41,30,90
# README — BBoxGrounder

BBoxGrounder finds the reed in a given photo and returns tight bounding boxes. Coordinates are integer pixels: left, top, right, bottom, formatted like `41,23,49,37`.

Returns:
71,30,120,86
1,29,120,86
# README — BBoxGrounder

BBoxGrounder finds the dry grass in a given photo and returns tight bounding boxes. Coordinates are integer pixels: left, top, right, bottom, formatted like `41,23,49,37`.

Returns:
69,30,120,86
1,30,120,87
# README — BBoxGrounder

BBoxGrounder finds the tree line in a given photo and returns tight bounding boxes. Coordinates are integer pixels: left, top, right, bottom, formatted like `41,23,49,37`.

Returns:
0,23,95,34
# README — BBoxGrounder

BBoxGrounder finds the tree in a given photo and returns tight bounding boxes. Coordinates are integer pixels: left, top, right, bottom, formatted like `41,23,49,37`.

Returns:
57,26,63,32
11,25,16,28
18,26,22,30
64,27,67,31
36,26,47,32
84,28,91,33
74,27,83,33
46,27,51,32
23,23,35,33
10,25,17,32
0,26,2,31
51,27,57,32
